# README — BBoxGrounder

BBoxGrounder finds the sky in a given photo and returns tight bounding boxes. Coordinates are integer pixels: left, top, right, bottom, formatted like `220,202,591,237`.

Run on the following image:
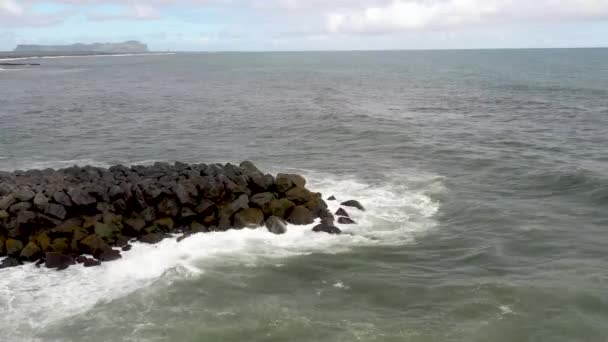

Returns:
1,0,608,51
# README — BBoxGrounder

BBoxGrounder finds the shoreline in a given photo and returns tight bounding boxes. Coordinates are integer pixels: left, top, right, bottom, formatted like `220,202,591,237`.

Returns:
0,52,176,61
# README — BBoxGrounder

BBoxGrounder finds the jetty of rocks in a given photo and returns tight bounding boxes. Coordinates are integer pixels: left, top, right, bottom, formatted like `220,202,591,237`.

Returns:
0,161,358,270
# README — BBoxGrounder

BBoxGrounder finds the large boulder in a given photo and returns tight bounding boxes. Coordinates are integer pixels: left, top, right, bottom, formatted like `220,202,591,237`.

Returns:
250,192,275,209
67,187,96,206
335,208,350,217
45,252,76,270
0,257,23,269
276,174,306,193
33,192,49,210
285,187,315,204
14,187,35,202
80,234,111,256
265,216,287,235
338,217,356,224
312,224,342,235
0,194,16,211
267,198,295,218
6,238,24,256
234,208,264,228
45,203,67,219
20,241,41,261
139,233,164,244
53,191,73,207
9,201,33,213
287,206,315,225
340,200,365,211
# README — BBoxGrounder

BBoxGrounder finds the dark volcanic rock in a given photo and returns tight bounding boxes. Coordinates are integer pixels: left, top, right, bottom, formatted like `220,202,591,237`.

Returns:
234,208,264,228
287,206,315,225
53,191,73,207
15,187,36,202
45,203,67,219
20,241,41,261
6,238,24,256
45,252,76,269
335,208,350,217
33,192,49,210
312,224,342,235
340,200,364,211
267,198,295,218
67,187,96,206
0,257,23,269
265,216,287,235
276,174,306,193
139,233,164,244
327,196,336,201
338,217,356,224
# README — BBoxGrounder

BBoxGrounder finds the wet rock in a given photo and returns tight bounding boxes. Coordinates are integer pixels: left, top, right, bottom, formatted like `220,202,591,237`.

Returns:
45,203,67,219
312,224,342,235
265,216,287,235
67,187,96,206
267,198,295,218
287,206,315,225
340,200,364,211
276,174,306,193
9,201,33,213
0,209,8,220
33,192,49,210
154,217,174,231
0,194,16,211
338,217,356,224
83,257,101,267
96,248,121,261
121,244,132,251
35,232,52,252
250,174,275,192
124,217,146,233
94,222,119,241
0,257,23,269
327,196,336,201
14,187,35,202
45,252,75,269
140,207,156,223
6,238,24,256
20,241,42,261
195,199,215,215
50,238,70,254
158,197,179,217
335,208,350,217
139,233,164,244
285,187,315,204
250,192,275,208
234,208,264,228
53,191,73,207
80,234,111,256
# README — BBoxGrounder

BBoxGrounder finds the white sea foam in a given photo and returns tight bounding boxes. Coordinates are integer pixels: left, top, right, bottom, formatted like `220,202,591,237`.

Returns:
0,164,442,337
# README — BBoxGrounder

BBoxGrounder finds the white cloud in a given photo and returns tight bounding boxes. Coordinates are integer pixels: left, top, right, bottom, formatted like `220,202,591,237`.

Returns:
327,0,608,34
0,0,23,15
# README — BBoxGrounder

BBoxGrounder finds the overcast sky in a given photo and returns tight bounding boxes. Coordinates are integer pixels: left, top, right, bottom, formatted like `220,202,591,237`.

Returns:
1,0,608,51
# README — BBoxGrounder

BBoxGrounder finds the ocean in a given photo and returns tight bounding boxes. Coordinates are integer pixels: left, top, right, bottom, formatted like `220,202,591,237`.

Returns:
1,49,607,341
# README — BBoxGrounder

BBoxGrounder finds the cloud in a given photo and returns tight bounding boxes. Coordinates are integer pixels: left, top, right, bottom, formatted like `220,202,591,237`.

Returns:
87,4,161,21
327,0,608,34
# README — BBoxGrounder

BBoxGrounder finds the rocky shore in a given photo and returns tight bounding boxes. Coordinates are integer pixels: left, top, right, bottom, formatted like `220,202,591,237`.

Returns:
0,162,363,270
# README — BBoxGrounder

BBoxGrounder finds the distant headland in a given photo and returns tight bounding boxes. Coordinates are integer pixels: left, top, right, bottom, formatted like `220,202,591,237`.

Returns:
13,40,148,54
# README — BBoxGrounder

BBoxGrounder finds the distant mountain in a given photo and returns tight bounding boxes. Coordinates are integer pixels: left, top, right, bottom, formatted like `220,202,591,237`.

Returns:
14,41,148,54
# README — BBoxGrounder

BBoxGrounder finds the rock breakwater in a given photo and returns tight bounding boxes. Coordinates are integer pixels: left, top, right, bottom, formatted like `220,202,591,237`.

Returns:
0,161,358,270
